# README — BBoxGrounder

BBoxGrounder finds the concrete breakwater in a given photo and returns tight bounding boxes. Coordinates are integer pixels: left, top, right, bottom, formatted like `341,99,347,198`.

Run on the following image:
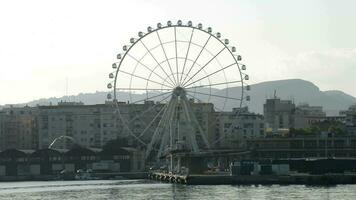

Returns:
148,172,356,185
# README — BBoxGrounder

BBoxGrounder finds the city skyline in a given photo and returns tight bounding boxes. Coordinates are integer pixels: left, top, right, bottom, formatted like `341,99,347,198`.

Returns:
1,0,356,105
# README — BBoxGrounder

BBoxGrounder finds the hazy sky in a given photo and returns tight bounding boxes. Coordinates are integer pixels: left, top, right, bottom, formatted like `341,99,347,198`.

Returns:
1,0,356,105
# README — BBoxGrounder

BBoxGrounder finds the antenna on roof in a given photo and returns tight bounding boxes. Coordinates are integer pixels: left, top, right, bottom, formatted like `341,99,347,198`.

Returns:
274,90,277,99
65,77,69,102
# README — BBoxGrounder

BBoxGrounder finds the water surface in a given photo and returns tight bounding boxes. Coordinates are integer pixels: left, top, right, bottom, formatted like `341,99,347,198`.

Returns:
0,180,355,200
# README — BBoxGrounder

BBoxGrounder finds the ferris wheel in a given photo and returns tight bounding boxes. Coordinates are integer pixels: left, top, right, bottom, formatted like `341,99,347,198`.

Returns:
107,20,250,160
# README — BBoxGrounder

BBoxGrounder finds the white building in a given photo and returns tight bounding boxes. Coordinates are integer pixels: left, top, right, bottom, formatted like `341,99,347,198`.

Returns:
215,107,265,148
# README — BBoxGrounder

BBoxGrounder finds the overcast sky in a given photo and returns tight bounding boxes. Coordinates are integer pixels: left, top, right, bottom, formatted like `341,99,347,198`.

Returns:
1,0,355,105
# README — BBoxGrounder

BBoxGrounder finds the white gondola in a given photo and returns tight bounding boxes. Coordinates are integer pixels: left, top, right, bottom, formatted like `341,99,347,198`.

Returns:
107,93,112,99
237,55,242,61
177,20,182,26
246,95,251,101
216,32,221,38
231,46,236,52
188,21,193,27
109,73,114,79
207,27,212,33
130,38,135,44
138,31,144,38
112,63,117,69
246,85,251,91
147,26,153,32
107,83,112,89
224,39,229,45
198,23,203,29
241,65,246,70
157,23,162,28
167,20,172,26
244,75,249,80
117,54,121,59
123,45,128,51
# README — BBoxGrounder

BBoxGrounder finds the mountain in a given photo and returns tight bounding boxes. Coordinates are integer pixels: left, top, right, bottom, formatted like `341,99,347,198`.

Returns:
2,79,356,116
241,79,356,115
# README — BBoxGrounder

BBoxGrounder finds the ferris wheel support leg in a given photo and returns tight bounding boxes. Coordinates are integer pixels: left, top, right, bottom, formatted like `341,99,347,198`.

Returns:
181,99,199,153
157,125,170,159
157,98,177,159
145,99,173,160
184,100,211,149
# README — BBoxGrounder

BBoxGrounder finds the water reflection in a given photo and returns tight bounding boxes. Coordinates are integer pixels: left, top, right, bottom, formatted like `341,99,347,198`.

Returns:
0,180,354,200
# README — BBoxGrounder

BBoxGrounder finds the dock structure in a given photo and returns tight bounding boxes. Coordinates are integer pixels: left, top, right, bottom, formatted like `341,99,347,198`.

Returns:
148,172,235,184
148,172,189,184
148,171,356,185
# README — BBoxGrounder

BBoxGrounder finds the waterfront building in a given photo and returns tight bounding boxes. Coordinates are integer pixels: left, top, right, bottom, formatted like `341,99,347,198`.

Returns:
246,136,356,159
38,101,121,149
340,105,356,135
294,103,326,129
263,97,328,133
214,107,265,148
37,100,216,150
0,106,38,150
263,97,295,132
0,147,144,177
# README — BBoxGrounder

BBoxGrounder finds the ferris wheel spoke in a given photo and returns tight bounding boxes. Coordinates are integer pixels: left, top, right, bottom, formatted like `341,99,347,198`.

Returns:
182,47,226,87
185,80,242,90
119,70,172,89
181,35,212,85
127,53,175,88
116,87,171,91
186,90,242,101
140,40,176,86
184,62,236,88
185,93,230,146
155,31,177,86
180,28,195,84
116,114,147,146
128,95,170,124
138,103,168,138
174,27,180,85
130,91,172,104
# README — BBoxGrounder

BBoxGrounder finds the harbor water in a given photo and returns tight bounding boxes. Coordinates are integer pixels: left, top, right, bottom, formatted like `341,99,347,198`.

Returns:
0,180,356,199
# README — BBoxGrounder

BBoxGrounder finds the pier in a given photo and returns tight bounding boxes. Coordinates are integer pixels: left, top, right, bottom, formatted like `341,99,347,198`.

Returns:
148,171,356,185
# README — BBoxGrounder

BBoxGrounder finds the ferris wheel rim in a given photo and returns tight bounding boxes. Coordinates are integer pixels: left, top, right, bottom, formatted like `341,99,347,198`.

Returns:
113,23,244,100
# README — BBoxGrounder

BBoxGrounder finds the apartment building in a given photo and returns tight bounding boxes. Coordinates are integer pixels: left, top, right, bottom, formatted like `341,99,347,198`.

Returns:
0,106,38,150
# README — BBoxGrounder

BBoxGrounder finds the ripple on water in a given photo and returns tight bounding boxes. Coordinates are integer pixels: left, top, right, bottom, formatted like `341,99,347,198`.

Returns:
0,180,356,200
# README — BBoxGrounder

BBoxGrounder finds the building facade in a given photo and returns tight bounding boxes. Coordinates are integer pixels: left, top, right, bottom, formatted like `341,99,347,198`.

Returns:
294,103,326,129
0,106,38,150
263,98,295,131
340,105,356,135
215,107,265,149
246,136,356,159
38,101,121,149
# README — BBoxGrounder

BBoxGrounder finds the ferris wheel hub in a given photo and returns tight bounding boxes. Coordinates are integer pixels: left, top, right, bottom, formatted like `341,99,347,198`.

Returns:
173,87,186,98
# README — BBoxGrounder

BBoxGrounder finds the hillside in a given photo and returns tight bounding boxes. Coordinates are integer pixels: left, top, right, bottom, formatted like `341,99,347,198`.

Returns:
2,79,355,116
